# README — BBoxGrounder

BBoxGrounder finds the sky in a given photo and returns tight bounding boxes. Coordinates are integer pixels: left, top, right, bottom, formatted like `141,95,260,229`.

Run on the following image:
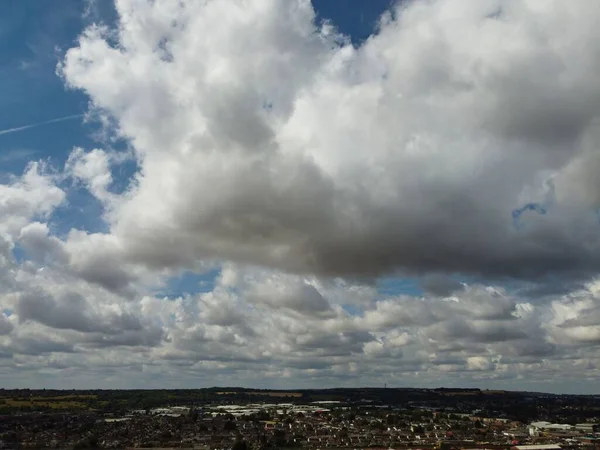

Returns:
1,0,600,394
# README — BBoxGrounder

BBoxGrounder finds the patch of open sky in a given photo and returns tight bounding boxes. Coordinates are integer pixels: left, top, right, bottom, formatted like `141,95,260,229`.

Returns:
11,243,25,265
341,304,362,316
377,276,423,297
311,0,396,45
50,186,109,237
0,0,118,179
430,273,582,300
109,157,139,195
376,274,487,298
0,112,91,173
156,268,222,300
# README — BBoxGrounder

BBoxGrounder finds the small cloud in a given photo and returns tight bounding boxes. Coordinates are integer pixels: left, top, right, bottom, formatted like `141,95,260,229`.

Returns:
0,148,39,163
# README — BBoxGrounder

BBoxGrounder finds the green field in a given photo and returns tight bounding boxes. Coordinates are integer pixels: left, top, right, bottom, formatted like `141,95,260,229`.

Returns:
0,394,98,410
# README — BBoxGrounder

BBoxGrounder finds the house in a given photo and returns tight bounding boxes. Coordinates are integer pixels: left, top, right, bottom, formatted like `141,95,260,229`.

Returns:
513,444,561,450
574,423,598,433
528,422,573,436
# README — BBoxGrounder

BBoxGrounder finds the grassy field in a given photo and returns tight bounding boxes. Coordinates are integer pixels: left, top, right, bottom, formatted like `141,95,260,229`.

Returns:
1,398,88,409
0,394,98,410
30,394,97,400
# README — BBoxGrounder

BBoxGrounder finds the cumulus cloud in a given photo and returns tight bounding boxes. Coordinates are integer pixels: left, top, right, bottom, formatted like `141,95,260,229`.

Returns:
244,271,336,318
0,163,65,237
421,275,464,297
0,314,13,336
2,0,600,390
54,0,600,284
0,251,598,389
65,147,116,207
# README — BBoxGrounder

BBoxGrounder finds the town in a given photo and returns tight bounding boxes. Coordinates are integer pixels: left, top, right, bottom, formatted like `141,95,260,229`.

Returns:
1,388,599,449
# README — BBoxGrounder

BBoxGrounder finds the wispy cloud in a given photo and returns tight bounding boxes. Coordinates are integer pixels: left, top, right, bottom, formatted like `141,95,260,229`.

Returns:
0,148,39,163
0,114,82,137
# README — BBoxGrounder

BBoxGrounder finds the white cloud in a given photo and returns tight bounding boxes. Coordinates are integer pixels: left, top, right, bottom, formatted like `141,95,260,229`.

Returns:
2,0,600,390
65,147,116,207
3,250,595,390
0,162,65,237
55,0,600,282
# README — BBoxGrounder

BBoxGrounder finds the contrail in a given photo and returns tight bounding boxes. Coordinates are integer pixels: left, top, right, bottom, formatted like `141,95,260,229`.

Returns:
0,114,83,137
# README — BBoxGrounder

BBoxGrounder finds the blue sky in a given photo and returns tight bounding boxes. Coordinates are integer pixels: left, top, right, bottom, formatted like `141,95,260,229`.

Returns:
0,0,393,172
0,1,90,169
0,0,409,299
0,0,392,232
312,0,395,44
1,0,600,393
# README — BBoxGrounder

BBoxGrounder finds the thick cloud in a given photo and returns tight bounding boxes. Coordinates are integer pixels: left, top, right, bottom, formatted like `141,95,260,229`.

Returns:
420,275,464,297
548,282,600,345
2,0,600,391
245,271,336,318
57,0,600,283
0,314,13,336
16,289,144,335
0,252,599,390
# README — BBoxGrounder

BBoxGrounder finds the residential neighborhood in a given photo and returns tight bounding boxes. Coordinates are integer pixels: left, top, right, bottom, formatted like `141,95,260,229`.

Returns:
1,389,600,449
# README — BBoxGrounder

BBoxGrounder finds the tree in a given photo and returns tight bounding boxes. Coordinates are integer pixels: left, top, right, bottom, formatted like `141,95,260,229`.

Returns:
232,437,249,450
371,420,385,431
272,429,287,447
73,433,99,449
338,427,349,440
439,441,452,450
224,420,237,431
256,410,270,421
